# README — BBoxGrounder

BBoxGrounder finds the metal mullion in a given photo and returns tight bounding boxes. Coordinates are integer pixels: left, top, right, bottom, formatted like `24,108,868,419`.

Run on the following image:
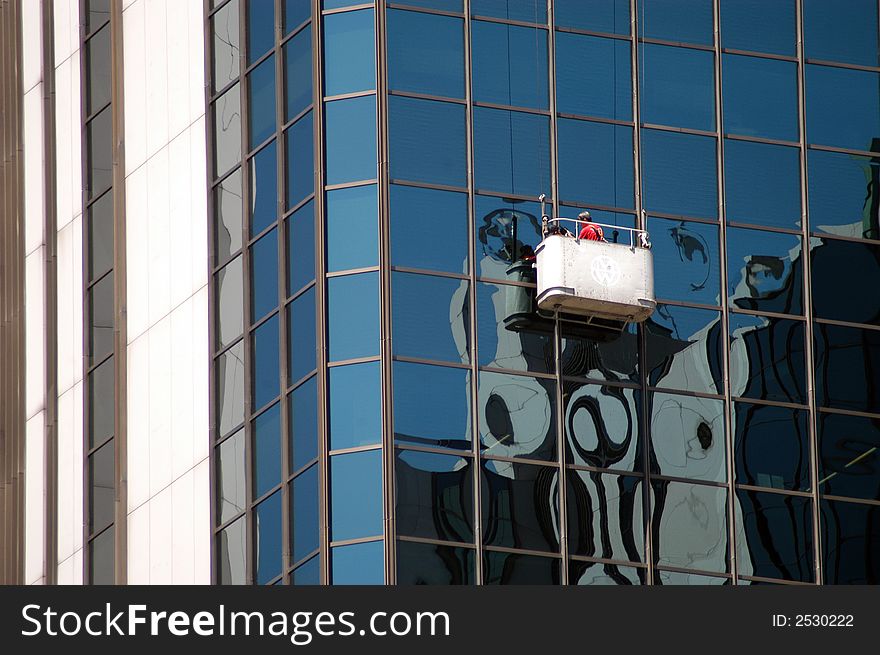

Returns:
727,220,804,236
729,306,807,322
289,457,320,482
392,355,471,372
84,16,111,40
285,368,318,395
394,443,473,458
814,316,880,333
472,100,550,116
244,133,278,165
651,473,729,489
329,535,385,548
553,199,638,215
723,132,800,149
86,432,116,459
387,89,467,105
281,190,317,221
323,89,377,103
322,3,375,16
474,188,548,204
477,365,555,381
639,122,716,138
738,573,816,586
249,395,282,424
285,278,317,305
325,265,381,278
397,534,476,550
817,405,880,420
556,111,634,129
796,0,824,586
386,3,464,19
83,100,113,127
281,103,316,133
644,209,720,225
646,386,725,402
809,231,880,247
638,36,714,52
481,544,561,558
560,374,640,391
720,47,798,63
732,395,809,411
555,25,632,42
804,57,880,73
476,274,536,288
735,483,814,499
819,494,880,508
290,547,321,571
389,266,469,281
806,142,880,158
568,553,649,569
565,462,645,478
326,355,381,367
654,563,732,579
480,453,563,468
328,443,384,457
324,178,378,191
280,16,312,47
651,297,722,312
470,14,548,30
214,508,247,535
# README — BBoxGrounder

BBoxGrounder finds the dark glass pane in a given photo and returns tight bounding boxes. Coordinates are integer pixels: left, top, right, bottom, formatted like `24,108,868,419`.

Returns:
656,569,727,585
330,449,383,541
812,238,880,326
648,217,720,305
213,0,241,92
555,0,629,35
569,560,643,585
397,541,476,585
650,392,726,483
326,184,378,272
250,227,278,321
646,304,723,395
727,227,802,315
325,95,377,185
329,361,381,450
565,383,641,471
733,402,810,491
292,464,319,563
89,439,114,534
288,286,316,382
806,65,880,153
804,0,879,67
818,412,880,502
87,191,113,283
214,84,242,178
86,0,110,30
653,480,729,573
285,0,311,32
640,44,714,131
473,107,550,198
389,96,467,188
292,555,320,585
285,110,314,209
814,322,880,414
567,470,644,562
253,402,281,497
89,273,113,364
388,10,464,99
331,540,384,584
247,0,274,64
327,272,379,361
290,375,318,471
217,516,247,584
483,551,560,584
807,149,880,241
555,33,631,121
323,9,375,96
736,489,814,582
560,320,639,383
821,498,880,584
723,55,797,142
284,25,312,120
471,0,546,23
472,21,547,110
89,527,114,584
729,313,806,404
89,357,114,449
638,0,713,46
724,139,801,230
87,107,112,200
557,119,633,208
215,256,243,350
217,341,245,437
479,371,557,461
392,273,469,363
215,169,243,266
249,141,278,237
390,185,468,275
86,25,111,116
255,491,283,584
642,130,717,219
393,362,471,450
474,196,544,278
720,0,795,56
248,56,276,150
391,0,460,10
396,450,474,542
287,199,315,293
251,313,280,409
216,429,246,524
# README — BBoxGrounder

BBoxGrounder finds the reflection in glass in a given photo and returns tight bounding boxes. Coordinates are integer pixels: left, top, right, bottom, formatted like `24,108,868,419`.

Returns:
472,20,547,110
285,111,314,209
725,139,801,230
479,371,556,461
814,322,880,415
215,256,243,350
557,119,633,208
290,376,318,472
326,184,378,272
570,560,642,585
818,412,880,502
475,196,544,278
483,551,560,584
729,314,806,404
397,541,475,585
251,313,279,410
324,9,375,96
287,199,315,293
325,96,377,185
640,44,714,131
217,429,246,525
253,402,281,498
327,272,379,362
734,402,810,492
655,569,727,585
387,9,464,99
804,0,879,67
642,130,717,219
288,286,316,383
567,470,643,562
249,142,278,238
392,273,469,363
217,341,245,437
247,0,274,64
821,498,880,584
565,383,640,471
647,305,723,396
218,516,246,584
89,273,113,364
723,55,797,142
720,0,795,56
86,25,111,115
88,107,112,200
648,217,720,306
89,439,114,534
88,191,113,282
89,527,114,585
215,169,243,265
329,362,381,450
811,238,880,326
284,25,312,121
89,357,114,449
390,96,466,188
561,320,639,383
806,65,880,153
650,392,726,483
248,55,276,149
396,450,474,542
255,491,282,584
214,84,241,178
555,0,629,36
473,107,550,198
638,0,713,45
482,459,559,552
212,0,240,92
292,465,319,564
736,489,814,583
331,449,383,541
807,149,880,241
332,540,384,584
393,362,471,450
727,227,802,315
653,480,728,573
390,185,468,275
556,33,631,121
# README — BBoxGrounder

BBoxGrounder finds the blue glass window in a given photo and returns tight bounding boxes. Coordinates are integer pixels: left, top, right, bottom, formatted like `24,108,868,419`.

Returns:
286,111,314,209
804,0,879,67
818,412,880,502
647,304,723,394
723,55,797,142
388,10,464,99
815,323,880,415
393,362,471,450
329,361,381,450
253,402,281,497
390,185,468,275
642,130,717,219
472,20,548,110
806,65,880,153
557,119,633,208
326,184,378,272
331,449,383,540
389,96,467,188
248,55,276,149
250,227,278,322
325,95,377,185
328,272,379,361
808,149,880,240
284,26,312,121
720,0,795,57
473,107,550,197
472,0,546,23
555,33,631,121
393,0,461,10
729,314,806,404
254,491,282,584
288,286,316,382
648,216,720,305
249,141,277,237
290,376,318,471
811,238,880,327
247,0,274,64
640,43,714,131
392,273,470,363
474,196,544,278
332,540,384,584
292,465,319,563
287,199,315,294
555,0,630,35
285,0,310,32
727,228,803,315
252,313,280,409
638,0,713,46
292,555,320,585
733,402,810,491
323,9,375,96
724,139,801,230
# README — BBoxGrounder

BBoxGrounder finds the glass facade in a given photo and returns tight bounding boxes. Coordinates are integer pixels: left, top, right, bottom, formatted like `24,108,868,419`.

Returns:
208,0,880,585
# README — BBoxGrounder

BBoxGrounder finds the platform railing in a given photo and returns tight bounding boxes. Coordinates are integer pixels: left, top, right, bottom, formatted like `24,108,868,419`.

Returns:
541,216,651,250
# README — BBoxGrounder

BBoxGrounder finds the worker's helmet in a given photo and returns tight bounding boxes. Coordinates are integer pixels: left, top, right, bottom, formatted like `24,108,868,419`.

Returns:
578,210,592,222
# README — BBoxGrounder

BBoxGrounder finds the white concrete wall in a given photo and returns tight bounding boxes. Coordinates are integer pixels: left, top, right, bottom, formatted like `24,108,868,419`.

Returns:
123,0,210,584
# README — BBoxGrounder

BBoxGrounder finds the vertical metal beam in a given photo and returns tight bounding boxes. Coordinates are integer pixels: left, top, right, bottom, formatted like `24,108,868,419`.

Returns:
78,0,90,585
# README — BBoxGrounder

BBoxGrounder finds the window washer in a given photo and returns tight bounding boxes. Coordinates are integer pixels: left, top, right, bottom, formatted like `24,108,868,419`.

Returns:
577,210,605,241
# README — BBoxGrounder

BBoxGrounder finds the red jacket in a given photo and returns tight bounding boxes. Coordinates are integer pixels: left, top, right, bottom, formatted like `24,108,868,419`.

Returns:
579,223,604,241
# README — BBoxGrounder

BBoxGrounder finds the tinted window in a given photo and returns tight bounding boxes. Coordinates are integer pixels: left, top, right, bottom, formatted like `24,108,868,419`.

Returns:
806,65,880,152
392,273,469,363
642,130,717,219
288,286,316,382
286,199,315,293
555,32,631,121
331,540,384,584
390,185,468,275
285,0,310,32
284,26,312,121
253,402,281,497
214,84,242,178
330,449,383,540
557,119,633,208
397,541,476,585
251,313,280,409
216,342,245,437
483,551,560,584
814,323,880,414
727,227,803,315
730,314,806,404
646,303,723,394
648,217,720,305
724,139,801,230
327,272,379,361
248,55,276,149
326,184,378,272
217,516,246,584
329,362,381,450
473,107,550,197
89,357,114,449
249,141,277,237
255,491,282,584
638,0,713,46
215,256,243,350
87,108,112,200
474,196,544,278
216,429,246,525
555,0,629,35
214,170,243,266
285,111,314,209
821,498,880,584
570,560,643,585
247,0,274,64
290,376,318,471
565,383,641,471
567,470,644,561
89,273,113,364
393,362,472,450
653,480,728,573
811,238,880,326
325,96,377,185
818,412,880,502
86,25,111,115
720,0,795,56
323,9,375,96
733,402,810,491
472,20,548,110
804,0,879,67
89,439,114,534
213,0,240,93
651,392,726,483
807,149,880,240
640,44,714,131
479,371,557,461
250,227,278,321
472,0,547,23
723,54,797,142
292,464,319,563
388,10,464,98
